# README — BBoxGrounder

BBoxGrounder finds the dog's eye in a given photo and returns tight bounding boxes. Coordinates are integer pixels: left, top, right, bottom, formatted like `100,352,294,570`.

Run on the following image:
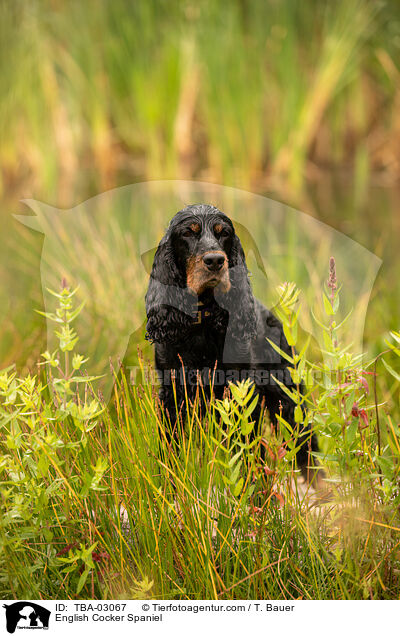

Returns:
214,225,230,238
182,229,193,237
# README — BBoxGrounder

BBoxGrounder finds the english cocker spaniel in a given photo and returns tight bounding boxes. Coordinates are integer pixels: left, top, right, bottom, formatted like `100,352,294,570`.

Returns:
145,204,319,477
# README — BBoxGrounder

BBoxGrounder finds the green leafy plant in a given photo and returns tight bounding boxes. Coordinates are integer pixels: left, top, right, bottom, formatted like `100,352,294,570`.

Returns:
0,281,109,597
213,379,260,498
1,267,400,600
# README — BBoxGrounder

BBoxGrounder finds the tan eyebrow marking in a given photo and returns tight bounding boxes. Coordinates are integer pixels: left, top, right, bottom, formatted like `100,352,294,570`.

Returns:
190,223,201,233
214,224,223,233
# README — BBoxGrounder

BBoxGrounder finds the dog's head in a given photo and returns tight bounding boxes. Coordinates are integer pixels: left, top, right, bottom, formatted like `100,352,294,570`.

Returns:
145,204,256,344
168,204,238,296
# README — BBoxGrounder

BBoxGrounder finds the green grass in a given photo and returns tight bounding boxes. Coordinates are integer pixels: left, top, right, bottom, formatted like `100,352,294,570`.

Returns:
1,277,400,600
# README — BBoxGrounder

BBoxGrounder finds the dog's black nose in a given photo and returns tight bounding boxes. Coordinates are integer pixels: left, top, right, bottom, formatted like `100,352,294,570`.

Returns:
203,252,225,271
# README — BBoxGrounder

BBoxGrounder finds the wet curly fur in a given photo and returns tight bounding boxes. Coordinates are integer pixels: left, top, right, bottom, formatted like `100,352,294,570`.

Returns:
146,204,319,475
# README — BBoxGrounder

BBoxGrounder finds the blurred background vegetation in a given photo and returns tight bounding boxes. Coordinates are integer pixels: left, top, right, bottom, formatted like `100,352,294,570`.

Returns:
0,0,399,389
1,1,400,600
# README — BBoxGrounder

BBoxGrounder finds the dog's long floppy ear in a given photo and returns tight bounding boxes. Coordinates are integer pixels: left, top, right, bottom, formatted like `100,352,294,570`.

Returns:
228,233,257,341
145,235,195,344
216,232,257,362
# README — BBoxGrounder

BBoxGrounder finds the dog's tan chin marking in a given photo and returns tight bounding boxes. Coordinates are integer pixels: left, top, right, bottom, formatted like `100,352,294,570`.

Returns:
188,274,231,296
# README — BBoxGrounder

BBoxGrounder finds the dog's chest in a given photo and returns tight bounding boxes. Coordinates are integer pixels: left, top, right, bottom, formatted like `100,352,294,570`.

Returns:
184,324,225,366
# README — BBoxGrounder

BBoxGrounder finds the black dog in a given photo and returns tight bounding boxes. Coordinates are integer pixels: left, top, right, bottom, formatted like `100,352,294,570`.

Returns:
145,204,319,476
